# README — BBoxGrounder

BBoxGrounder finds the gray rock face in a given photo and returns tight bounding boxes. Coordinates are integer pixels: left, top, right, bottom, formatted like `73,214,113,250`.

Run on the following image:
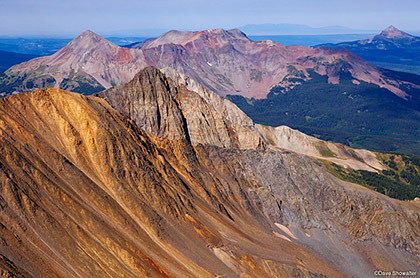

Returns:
95,68,420,275
98,67,265,149
101,67,384,172
99,67,188,141
195,145,420,276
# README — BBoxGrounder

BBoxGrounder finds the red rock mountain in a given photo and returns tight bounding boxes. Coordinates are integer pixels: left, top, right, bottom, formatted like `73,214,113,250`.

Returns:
0,29,414,99
1,68,420,277
4,30,146,93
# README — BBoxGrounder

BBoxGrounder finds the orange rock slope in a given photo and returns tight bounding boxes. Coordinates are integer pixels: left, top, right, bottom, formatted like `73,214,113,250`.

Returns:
0,82,419,277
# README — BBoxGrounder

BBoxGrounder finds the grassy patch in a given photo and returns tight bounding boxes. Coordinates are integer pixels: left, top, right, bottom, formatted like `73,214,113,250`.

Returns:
323,153,420,200
315,142,336,157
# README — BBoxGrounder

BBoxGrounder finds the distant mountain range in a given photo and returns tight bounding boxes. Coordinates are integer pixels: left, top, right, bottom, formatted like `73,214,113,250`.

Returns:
0,37,71,56
0,50,39,72
1,28,415,99
1,28,420,154
237,23,377,35
319,26,420,75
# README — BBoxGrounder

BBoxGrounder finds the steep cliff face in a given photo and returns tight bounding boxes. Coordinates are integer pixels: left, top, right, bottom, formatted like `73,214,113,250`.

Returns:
98,67,265,150
0,88,419,277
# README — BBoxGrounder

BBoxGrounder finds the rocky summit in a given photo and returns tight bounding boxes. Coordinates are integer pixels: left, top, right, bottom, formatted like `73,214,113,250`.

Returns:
1,28,419,101
319,26,420,75
1,68,419,277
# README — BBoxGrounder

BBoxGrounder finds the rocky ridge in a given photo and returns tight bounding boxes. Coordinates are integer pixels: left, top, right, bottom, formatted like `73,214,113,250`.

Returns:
378,25,414,39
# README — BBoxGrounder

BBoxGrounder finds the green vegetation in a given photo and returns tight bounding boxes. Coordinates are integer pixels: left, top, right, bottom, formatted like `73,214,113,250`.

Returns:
228,71,420,155
60,77,105,95
324,153,420,200
0,70,105,97
26,75,56,89
0,71,28,93
320,38,420,76
216,74,233,87
286,65,306,79
315,142,336,157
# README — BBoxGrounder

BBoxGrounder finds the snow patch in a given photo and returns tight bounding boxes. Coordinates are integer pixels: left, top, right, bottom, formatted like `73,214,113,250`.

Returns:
273,231,291,242
275,223,297,240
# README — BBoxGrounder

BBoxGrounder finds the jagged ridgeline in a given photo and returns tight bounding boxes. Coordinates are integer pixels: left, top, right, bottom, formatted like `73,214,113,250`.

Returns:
1,67,419,277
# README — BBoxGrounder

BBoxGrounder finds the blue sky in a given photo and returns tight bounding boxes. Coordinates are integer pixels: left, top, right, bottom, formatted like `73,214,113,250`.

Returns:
1,0,420,36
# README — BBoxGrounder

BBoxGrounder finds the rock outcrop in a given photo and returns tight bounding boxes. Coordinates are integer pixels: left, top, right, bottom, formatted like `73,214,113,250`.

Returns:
98,67,265,150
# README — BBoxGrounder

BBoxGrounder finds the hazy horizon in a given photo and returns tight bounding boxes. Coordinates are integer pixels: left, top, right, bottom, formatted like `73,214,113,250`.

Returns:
1,0,420,37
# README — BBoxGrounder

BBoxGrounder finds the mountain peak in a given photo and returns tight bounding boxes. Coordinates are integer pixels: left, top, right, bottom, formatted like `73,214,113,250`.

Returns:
72,29,110,44
379,25,412,39
81,29,96,36
205,28,249,39
54,29,119,57
142,28,250,49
